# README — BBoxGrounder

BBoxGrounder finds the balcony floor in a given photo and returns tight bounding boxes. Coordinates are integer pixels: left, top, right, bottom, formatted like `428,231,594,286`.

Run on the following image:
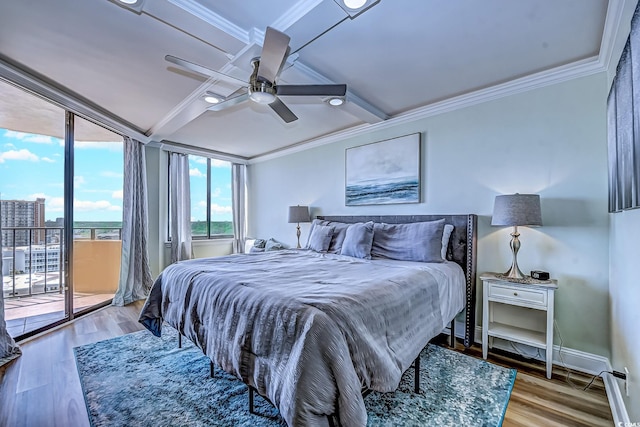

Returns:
4,292,114,337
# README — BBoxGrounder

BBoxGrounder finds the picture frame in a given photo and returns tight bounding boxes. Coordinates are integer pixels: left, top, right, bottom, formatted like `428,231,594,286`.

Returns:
345,133,421,206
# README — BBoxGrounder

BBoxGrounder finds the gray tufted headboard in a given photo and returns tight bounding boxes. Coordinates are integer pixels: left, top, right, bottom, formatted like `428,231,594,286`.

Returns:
317,214,477,348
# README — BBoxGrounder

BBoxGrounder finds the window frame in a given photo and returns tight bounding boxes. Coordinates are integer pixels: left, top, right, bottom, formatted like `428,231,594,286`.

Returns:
167,153,234,241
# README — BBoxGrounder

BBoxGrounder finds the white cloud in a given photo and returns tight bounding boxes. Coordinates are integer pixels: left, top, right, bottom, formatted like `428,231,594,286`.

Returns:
193,157,207,165
112,190,123,199
4,143,16,149
198,200,206,208
189,167,205,178
41,157,55,163
3,130,58,144
74,176,85,187
74,199,121,212
212,187,221,198
211,203,232,214
211,159,231,168
0,149,39,163
74,140,122,151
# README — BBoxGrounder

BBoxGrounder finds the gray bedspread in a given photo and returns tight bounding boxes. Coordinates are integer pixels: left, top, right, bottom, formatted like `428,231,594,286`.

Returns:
139,250,445,427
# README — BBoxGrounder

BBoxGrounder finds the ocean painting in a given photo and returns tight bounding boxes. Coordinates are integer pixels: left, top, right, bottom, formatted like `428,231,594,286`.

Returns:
345,134,420,206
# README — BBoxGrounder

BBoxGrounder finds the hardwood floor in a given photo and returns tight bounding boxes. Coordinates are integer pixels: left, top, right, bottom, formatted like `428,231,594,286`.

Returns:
0,302,613,427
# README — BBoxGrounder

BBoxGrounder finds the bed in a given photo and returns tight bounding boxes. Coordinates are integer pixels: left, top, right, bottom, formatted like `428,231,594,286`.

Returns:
139,214,477,427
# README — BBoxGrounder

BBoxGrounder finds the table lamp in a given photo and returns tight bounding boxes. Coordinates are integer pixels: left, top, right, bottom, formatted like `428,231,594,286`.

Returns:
491,194,542,279
288,205,310,248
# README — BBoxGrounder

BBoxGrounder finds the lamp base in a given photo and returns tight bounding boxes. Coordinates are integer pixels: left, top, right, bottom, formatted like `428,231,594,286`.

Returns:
502,264,525,279
503,226,525,279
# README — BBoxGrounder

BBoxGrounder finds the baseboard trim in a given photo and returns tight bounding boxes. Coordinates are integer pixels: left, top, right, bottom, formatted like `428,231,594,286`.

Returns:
602,365,631,425
445,324,631,424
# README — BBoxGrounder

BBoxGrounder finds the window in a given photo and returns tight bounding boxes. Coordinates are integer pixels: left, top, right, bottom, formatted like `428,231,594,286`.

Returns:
169,154,233,239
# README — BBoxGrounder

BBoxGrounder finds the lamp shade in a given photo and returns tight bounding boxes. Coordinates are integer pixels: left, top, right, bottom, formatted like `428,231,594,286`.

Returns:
288,206,310,223
491,194,542,227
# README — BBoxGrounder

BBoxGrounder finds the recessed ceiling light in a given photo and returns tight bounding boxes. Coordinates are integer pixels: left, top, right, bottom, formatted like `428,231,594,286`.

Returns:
343,0,367,9
204,92,223,104
119,0,138,4
328,97,344,106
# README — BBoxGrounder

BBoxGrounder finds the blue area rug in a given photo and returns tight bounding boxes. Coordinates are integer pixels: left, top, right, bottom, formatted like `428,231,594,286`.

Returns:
74,327,516,427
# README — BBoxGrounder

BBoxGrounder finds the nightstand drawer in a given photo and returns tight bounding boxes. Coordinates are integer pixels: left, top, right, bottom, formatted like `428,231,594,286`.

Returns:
488,284,547,305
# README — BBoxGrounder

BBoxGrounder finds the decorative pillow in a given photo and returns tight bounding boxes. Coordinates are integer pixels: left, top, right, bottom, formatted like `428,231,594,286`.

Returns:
253,238,267,249
371,219,445,263
265,238,285,251
326,222,350,254
441,224,454,260
340,221,375,259
305,218,324,248
307,224,335,252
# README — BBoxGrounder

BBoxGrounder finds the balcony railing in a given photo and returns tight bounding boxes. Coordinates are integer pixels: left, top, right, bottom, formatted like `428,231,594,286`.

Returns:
1,226,122,299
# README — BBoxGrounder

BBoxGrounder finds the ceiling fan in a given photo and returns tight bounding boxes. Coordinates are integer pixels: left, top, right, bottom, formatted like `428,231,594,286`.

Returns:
165,27,347,123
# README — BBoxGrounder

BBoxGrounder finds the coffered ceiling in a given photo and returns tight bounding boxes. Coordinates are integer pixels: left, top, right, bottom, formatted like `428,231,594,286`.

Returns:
0,0,615,159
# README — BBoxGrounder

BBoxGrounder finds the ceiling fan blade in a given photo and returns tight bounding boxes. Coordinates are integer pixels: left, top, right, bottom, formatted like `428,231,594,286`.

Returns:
207,92,250,112
269,98,298,123
276,84,347,97
165,55,247,86
257,27,290,83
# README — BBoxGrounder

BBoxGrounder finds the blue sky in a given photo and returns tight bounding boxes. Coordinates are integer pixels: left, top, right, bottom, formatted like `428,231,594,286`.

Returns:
188,155,232,223
0,128,232,222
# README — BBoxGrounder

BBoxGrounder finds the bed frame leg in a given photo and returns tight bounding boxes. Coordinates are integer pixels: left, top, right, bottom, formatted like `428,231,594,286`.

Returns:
178,333,182,349
248,386,255,414
450,319,456,349
414,354,421,393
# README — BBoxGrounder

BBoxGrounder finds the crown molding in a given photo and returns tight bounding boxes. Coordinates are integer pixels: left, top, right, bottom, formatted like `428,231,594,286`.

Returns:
597,0,628,73
249,56,605,164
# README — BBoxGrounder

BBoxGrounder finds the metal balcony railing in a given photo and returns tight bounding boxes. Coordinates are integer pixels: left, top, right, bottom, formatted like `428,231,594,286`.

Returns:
1,226,122,298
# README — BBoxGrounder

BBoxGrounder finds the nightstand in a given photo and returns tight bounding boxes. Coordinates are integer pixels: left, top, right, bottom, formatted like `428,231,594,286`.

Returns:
481,272,558,379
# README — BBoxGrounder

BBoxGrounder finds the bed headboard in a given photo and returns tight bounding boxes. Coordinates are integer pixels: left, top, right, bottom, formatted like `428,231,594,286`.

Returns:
317,214,478,348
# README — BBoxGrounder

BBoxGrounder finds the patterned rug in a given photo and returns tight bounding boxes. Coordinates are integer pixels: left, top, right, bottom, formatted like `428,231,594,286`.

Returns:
74,327,516,427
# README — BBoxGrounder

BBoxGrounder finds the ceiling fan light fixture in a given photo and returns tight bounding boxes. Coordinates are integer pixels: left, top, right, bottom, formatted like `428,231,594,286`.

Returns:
343,0,367,9
249,91,277,104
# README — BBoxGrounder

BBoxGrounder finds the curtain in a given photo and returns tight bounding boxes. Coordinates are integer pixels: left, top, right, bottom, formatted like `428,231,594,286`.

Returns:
0,221,21,366
113,137,153,306
608,1,640,212
231,163,247,253
169,152,192,262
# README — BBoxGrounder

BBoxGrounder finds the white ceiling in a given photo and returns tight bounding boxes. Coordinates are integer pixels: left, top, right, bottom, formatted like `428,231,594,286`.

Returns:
0,0,611,159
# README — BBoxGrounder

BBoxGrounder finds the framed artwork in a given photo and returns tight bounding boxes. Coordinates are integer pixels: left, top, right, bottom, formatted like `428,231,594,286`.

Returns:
345,133,421,206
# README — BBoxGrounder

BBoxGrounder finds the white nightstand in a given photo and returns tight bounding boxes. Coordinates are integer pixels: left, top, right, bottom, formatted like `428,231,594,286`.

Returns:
481,272,558,379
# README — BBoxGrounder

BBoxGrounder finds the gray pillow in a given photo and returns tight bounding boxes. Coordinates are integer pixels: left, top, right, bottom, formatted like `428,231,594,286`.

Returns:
265,238,285,251
326,221,350,254
340,221,374,259
371,219,445,263
305,218,324,248
307,224,335,252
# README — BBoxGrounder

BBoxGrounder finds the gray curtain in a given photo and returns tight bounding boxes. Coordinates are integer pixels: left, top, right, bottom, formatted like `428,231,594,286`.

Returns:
231,163,247,253
169,153,192,262
0,222,21,366
608,1,640,212
113,137,153,306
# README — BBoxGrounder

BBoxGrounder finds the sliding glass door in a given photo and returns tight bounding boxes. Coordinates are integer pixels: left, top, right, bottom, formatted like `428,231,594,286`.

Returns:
0,79,124,338
72,116,123,314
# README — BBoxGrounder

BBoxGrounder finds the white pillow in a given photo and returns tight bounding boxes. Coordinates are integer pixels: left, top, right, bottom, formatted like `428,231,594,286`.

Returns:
441,224,454,259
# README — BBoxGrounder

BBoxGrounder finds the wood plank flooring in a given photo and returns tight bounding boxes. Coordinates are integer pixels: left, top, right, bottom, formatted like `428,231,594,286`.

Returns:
0,302,613,427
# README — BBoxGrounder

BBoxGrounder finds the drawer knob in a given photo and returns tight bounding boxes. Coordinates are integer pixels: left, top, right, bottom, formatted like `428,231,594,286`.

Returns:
513,292,518,296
